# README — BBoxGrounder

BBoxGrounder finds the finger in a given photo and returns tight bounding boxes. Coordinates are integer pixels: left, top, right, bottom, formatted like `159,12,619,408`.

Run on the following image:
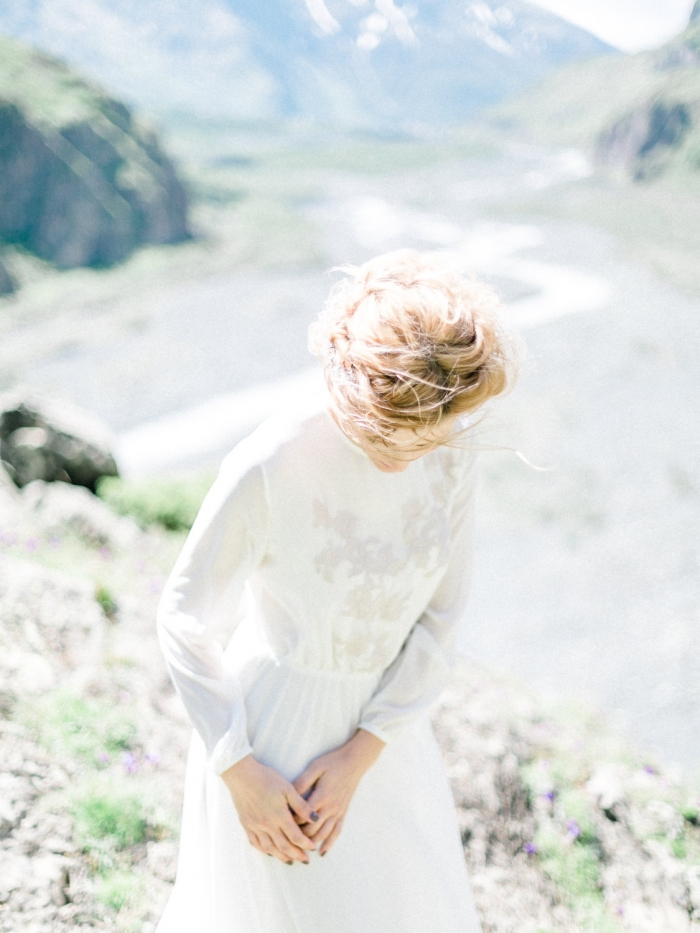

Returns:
271,829,309,863
301,811,333,839
320,817,344,856
260,830,295,864
280,812,318,852
293,764,324,800
246,829,264,853
285,785,321,827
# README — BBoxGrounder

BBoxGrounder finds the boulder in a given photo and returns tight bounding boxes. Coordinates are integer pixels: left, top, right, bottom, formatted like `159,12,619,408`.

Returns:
0,393,118,490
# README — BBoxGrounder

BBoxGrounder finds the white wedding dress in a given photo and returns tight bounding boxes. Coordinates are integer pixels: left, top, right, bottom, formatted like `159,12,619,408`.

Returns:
155,394,482,933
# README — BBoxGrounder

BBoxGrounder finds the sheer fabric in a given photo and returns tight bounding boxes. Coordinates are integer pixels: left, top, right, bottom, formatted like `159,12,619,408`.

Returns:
156,397,482,933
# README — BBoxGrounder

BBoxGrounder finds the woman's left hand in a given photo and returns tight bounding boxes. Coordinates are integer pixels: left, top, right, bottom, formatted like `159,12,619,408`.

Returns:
292,728,385,856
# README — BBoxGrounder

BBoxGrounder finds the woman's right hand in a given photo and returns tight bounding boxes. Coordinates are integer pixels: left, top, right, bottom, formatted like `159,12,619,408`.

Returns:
220,755,319,864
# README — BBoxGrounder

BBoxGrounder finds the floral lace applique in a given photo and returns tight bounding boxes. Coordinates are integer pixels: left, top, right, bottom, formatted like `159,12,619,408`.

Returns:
312,481,452,671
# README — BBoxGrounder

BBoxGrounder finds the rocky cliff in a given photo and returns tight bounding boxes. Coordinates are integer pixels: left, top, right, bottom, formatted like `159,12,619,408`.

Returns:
0,35,189,275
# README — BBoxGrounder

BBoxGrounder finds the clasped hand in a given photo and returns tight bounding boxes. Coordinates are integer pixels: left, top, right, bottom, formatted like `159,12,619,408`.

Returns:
221,729,385,863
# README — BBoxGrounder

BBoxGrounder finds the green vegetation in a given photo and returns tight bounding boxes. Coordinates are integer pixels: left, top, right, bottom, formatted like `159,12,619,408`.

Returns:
491,15,700,159
95,870,143,913
73,786,148,850
521,759,619,930
95,582,119,619
97,470,215,531
0,34,110,130
18,691,137,764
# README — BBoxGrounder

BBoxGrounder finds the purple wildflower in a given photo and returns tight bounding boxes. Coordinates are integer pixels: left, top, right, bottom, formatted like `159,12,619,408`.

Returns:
49,535,61,549
524,842,538,855
567,819,581,839
99,545,111,560
4,533,17,546
123,751,140,774
145,752,161,766
643,764,657,775
148,577,163,595
540,760,550,770
542,790,555,802
98,751,111,764
25,537,38,551
616,906,625,916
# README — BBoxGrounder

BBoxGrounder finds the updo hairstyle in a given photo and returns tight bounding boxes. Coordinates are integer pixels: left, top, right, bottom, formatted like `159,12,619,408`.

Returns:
308,249,517,452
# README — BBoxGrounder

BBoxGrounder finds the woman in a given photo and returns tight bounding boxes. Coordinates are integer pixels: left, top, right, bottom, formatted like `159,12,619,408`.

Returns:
156,250,516,933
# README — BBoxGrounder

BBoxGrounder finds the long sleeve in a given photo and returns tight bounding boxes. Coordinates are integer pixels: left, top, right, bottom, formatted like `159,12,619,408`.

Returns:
156,439,269,774
358,449,477,742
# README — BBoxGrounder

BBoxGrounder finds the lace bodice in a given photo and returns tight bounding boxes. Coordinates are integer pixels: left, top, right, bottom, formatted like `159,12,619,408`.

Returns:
157,396,477,774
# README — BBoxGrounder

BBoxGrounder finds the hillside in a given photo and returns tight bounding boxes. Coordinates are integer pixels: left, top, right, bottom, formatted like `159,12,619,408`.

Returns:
1,439,699,931
0,0,613,130
491,2,700,180
0,35,189,285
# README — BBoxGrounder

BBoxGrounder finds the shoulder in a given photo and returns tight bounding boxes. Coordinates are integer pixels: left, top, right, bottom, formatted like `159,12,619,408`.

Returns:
220,391,329,484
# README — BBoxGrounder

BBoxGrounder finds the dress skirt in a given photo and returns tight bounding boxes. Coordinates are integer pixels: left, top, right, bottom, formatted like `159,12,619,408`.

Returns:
156,639,482,933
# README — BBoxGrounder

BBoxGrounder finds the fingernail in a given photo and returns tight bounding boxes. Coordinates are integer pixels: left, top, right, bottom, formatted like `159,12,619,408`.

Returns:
286,860,293,865
310,811,319,822
320,851,326,857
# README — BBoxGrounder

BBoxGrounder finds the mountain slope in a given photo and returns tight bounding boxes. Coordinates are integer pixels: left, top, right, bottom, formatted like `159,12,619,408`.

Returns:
0,0,613,129
491,1,700,180
0,35,189,271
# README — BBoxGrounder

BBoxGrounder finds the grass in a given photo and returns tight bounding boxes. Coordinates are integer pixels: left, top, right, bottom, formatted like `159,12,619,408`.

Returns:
95,870,143,913
73,787,148,850
516,693,700,927
18,691,137,765
95,582,119,619
97,470,215,531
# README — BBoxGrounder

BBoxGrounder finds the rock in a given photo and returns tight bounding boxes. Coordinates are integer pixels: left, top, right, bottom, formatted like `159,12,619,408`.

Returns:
0,37,190,270
23,479,141,550
0,393,118,489
0,460,30,540
630,798,685,842
0,556,105,702
0,255,15,295
596,99,693,180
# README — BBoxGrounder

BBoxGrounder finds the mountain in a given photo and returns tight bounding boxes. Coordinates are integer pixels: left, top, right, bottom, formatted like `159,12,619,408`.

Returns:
0,0,613,130
491,1,700,180
0,35,189,279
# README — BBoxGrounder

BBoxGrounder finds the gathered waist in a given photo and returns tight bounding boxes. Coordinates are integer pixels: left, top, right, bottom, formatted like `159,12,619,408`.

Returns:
222,617,389,683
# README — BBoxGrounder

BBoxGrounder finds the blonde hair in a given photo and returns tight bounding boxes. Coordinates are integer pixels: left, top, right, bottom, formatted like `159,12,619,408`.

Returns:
308,249,517,452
